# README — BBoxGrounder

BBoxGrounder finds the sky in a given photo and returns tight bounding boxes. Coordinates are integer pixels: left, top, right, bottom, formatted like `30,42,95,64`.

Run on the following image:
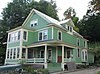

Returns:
0,0,91,20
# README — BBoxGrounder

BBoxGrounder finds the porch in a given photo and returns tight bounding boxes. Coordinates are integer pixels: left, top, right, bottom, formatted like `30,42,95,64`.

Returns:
5,43,76,71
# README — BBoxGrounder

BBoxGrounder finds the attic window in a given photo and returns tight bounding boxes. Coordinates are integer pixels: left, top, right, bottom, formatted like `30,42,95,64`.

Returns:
67,25,72,32
30,19,38,27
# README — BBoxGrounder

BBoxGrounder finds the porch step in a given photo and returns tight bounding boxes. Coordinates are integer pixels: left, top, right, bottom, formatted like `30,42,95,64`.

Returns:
47,63,62,72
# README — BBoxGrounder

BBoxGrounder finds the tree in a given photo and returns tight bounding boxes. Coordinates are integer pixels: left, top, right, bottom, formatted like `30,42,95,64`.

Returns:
78,12,100,41
64,7,76,19
2,0,59,30
63,7,79,32
89,0,100,11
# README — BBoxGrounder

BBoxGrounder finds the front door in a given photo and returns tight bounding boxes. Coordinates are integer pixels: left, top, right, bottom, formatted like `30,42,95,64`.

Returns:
67,49,70,58
40,50,44,58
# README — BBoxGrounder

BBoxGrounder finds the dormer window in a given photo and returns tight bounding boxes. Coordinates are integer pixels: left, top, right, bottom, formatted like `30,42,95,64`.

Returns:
67,25,73,32
77,38,80,46
30,19,38,27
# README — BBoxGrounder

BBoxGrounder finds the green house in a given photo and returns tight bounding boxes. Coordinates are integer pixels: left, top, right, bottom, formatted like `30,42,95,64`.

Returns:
5,9,94,71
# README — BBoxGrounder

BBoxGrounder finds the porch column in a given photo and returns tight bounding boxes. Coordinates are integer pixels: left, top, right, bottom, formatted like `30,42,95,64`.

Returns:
62,45,64,71
44,44,47,68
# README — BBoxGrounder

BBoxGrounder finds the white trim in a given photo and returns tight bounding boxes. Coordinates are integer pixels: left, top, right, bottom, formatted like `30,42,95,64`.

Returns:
44,45,47,63
52,26,54,39
56,47,58,63
76,38,80,46
30,19,38,27
81,49,88,62
57,30,62,41
62,45,64,71
7,29,22,43
38,29,48,41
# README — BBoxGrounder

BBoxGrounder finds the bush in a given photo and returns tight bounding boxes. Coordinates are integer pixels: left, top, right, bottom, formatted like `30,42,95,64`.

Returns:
23,66,49,74
97,71,100,74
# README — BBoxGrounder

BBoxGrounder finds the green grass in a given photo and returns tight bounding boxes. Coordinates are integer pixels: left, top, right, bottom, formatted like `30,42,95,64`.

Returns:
97,71,100,74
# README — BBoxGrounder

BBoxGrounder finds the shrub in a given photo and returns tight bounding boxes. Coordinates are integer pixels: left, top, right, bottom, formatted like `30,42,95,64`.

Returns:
97,71,100,74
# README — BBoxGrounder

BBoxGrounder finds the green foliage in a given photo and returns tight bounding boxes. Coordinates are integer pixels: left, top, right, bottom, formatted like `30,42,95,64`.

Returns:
78,12,100,41
64,7,76,19
23,66,49,74
89,0,100,11
97,71,100,74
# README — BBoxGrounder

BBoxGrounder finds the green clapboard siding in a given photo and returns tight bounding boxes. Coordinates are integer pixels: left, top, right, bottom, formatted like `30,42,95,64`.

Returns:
23,13,49,30
23,31,35,46
52,47,56,62
8,41,20,48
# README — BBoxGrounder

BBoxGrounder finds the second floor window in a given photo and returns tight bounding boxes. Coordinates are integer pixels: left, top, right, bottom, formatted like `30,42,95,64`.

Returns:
23,31,27,40
84,41,87,48
58,31,62,40
38,30,48,41
8,31,21,42
77,38,80,46
77,48,80,57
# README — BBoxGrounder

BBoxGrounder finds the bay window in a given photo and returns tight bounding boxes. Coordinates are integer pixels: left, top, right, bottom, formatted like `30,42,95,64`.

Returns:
8,31,21,42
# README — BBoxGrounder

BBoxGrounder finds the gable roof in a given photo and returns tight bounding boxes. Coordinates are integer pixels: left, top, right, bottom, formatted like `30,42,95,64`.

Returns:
22,8,61,27
59,19,75,27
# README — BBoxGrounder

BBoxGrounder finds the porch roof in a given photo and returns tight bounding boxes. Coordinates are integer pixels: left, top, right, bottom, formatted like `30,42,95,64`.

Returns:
25,39,79,49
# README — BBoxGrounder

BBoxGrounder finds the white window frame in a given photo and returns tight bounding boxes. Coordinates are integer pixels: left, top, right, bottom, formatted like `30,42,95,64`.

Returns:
81,49,88,62
23,29,28,41
8,29,21,43
38,30,48,41
57,30,62,41
77,48,80,58
84,41,87,48
30,19,38,27
76,38,80,46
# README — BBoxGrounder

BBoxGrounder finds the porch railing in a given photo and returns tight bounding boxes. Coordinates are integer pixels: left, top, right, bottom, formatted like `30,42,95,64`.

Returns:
64,58,75,62
5,58,45,64
26,58,45,63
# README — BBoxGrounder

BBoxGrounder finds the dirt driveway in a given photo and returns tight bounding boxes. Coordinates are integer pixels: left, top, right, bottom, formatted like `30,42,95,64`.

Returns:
52,67,100,74
65,68,100,74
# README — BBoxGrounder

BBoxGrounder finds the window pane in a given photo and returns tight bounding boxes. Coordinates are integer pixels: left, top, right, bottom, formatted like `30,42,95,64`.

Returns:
7,49,10,59
13,48,16,59
39,32,42,40
77,39,80,46
43,30,48,40
22,48,26,58
18,31,20,40
10,49,13,59
17,48,20,58
8,34,11,42
23,31,27,40
70,27,72,32
77,49,80,57
30,20,38,27
58,32,61,40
